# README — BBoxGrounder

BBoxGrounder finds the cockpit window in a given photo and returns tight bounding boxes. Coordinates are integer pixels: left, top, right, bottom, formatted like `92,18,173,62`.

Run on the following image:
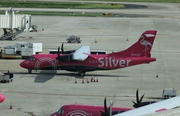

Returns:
57,108,64,114
27,57,35,61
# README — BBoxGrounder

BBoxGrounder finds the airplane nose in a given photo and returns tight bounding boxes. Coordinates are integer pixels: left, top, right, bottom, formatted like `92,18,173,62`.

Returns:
0,94,5,103
20,61,25,68
20,61,29,69
20,60,34,69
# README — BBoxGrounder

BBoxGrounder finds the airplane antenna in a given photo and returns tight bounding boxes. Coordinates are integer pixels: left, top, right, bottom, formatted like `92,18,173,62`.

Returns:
109,100,113,116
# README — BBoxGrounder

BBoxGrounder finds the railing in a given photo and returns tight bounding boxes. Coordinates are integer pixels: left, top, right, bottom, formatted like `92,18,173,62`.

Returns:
0,28,25,40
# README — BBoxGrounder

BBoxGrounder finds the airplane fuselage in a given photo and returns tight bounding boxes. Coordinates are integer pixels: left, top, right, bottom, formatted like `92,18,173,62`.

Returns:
50,104,132,116
20,53,156,73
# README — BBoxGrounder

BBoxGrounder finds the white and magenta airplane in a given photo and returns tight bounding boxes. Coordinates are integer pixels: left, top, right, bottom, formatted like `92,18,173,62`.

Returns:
50,98,132,116
49,90,180,116
50,89,156,116
20,30,157,76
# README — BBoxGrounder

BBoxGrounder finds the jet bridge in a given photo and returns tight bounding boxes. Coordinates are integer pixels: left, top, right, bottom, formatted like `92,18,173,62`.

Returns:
0,10,31,40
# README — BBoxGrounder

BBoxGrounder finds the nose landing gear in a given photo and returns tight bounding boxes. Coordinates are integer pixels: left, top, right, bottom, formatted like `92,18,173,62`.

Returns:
28,69,32,73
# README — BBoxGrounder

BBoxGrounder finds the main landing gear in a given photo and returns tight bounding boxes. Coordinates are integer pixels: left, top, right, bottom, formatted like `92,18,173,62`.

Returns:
77,71,85,76
28,69,32,73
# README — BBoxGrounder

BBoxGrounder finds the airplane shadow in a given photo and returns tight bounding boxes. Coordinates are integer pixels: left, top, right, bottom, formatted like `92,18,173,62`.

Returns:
13,71,128,83
34,70,57,83
146,97,165,100
55,72,128,78
13,70,57,83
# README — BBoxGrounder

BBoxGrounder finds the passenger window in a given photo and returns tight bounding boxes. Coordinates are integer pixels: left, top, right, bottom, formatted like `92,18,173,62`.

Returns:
32,57,35,61
27,57,35,61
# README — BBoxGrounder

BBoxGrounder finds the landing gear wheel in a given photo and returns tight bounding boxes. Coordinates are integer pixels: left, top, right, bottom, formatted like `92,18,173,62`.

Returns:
77,71,85,77
28,69,32,73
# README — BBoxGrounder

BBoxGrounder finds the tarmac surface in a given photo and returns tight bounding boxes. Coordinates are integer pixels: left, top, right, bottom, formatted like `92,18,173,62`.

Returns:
1,2,180,116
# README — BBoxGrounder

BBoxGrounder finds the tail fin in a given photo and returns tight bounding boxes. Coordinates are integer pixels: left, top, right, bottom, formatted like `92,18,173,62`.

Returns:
117,30,157,57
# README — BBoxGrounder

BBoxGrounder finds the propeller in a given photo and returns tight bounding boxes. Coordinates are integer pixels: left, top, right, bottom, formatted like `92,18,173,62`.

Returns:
132,89,156,108
57,43,64,65
100,97,114,116
132,89,145,108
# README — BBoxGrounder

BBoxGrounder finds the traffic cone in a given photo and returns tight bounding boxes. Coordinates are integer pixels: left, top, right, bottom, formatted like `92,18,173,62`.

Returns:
10,103,12,109
91,76,93,82
75,79,77,84
82,79,84,84
96,78,98,82
156,73,158,78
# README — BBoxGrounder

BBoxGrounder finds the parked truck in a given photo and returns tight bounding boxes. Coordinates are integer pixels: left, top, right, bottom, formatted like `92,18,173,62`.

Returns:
15,42,26,55
162,88,176,99
21,42,42,59
2,46,16,58
0,42,42,59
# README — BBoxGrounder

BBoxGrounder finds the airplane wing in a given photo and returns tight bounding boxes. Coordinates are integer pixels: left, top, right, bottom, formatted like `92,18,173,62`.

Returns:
72,46,90,61
114,96,180,116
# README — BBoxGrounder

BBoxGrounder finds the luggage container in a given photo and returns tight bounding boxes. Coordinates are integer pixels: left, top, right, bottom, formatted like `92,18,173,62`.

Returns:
0,73,13,83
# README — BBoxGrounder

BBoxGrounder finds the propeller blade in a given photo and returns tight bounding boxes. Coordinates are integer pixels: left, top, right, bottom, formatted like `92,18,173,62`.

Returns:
136,88,139,104
61,42,64,54
100,111,105,116
100,111,106,116
132,101,137,108
100,97,108,116
104,97,108,114
107,101,114,113
139,94,145,103
132,101,137,105
132,101,136,104
57,46,60,64
133,89,146,108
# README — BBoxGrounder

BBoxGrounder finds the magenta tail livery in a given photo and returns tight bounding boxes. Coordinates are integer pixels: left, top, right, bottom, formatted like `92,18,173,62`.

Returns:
20,30,157,76
115,30,157,57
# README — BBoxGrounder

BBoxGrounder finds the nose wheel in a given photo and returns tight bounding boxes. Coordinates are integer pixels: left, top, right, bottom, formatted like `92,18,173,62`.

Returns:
77,71,85,76
28,69,32,73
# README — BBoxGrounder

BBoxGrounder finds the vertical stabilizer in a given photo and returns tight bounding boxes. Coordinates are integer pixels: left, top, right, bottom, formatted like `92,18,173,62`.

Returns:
116,30,157,57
